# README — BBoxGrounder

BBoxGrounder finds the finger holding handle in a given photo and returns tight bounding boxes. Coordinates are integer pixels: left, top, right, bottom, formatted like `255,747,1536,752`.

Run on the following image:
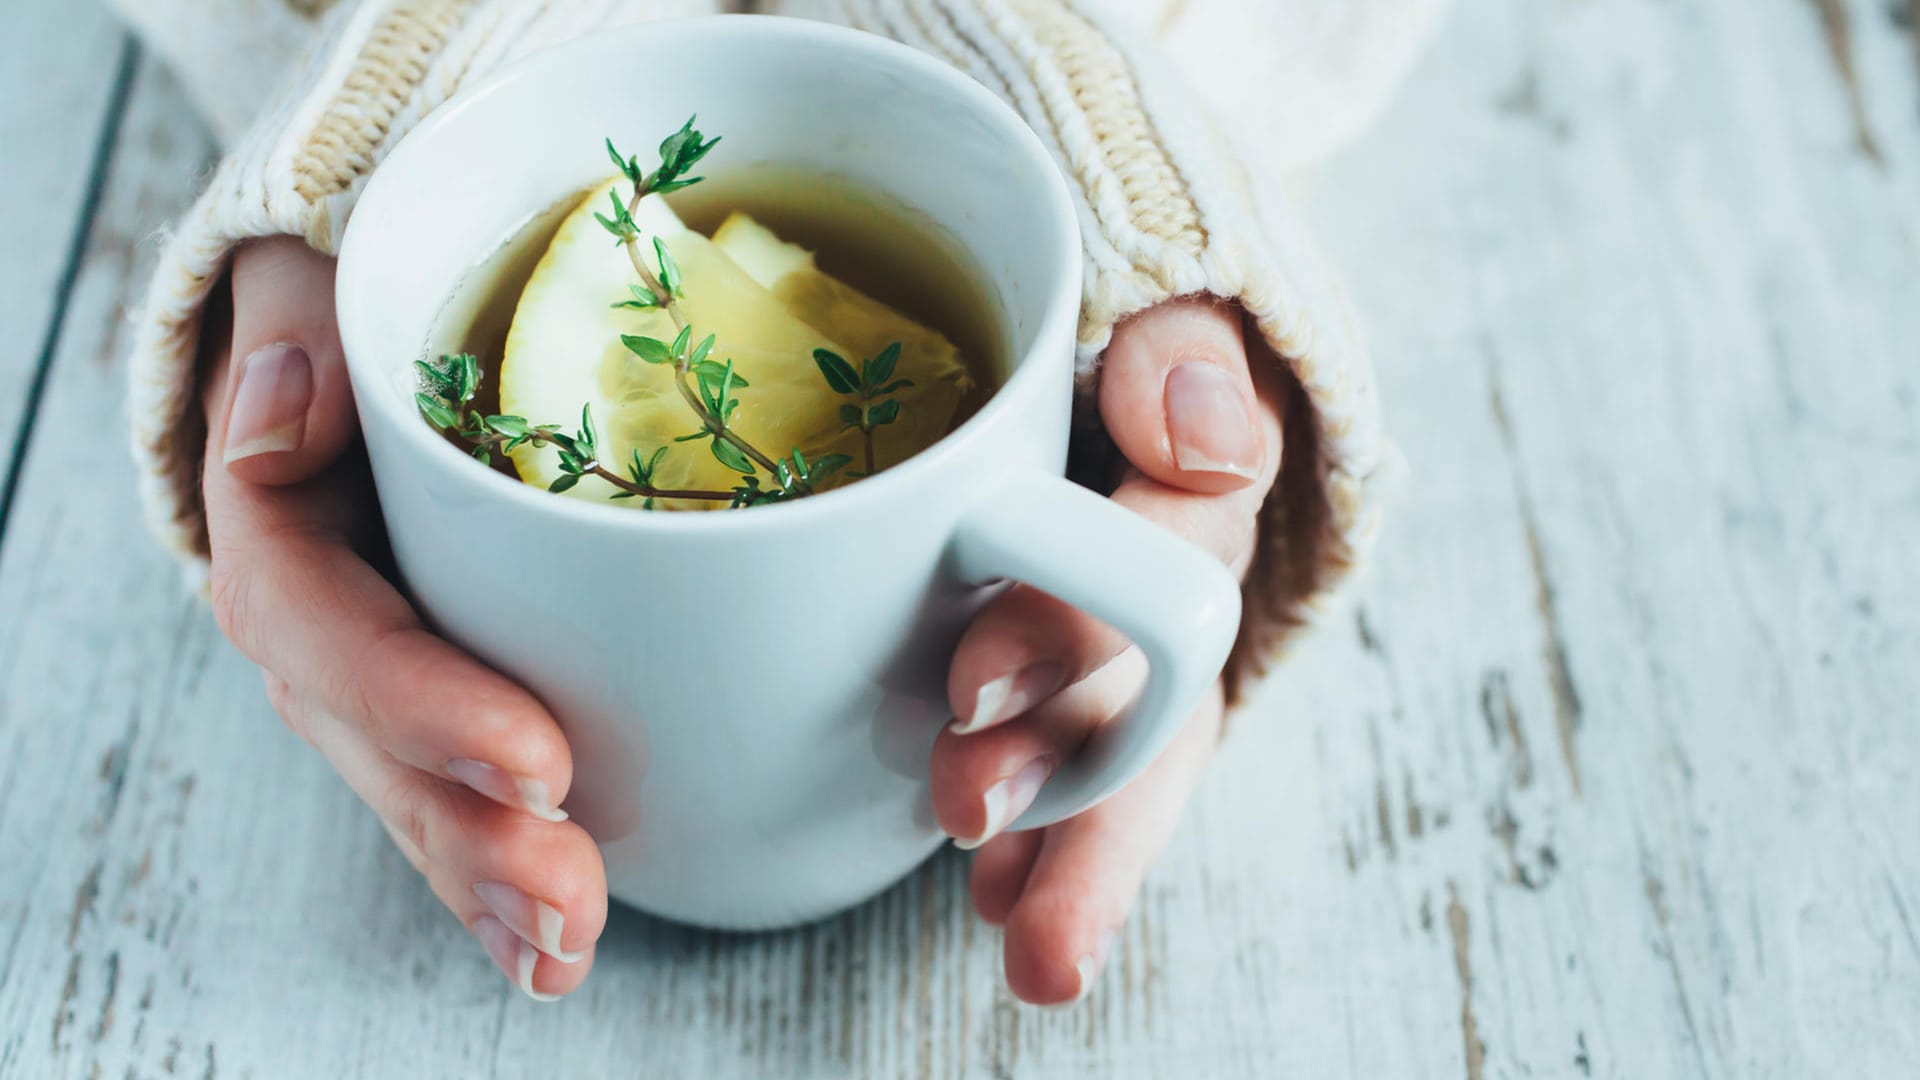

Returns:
945,473,1241,835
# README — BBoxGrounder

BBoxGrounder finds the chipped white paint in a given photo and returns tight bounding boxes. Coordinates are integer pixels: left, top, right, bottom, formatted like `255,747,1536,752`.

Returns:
1,0,1917,1076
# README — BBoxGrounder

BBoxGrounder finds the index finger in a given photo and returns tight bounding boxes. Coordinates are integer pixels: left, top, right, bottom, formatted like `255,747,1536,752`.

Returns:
201,421,576,822
946,461,1267,739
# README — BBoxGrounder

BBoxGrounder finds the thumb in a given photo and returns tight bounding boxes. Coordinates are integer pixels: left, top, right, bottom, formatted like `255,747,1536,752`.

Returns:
1098,298,1271,495
216,236,356,486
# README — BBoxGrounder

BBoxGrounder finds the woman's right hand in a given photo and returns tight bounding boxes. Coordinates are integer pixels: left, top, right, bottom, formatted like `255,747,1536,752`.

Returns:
202,237,607,1000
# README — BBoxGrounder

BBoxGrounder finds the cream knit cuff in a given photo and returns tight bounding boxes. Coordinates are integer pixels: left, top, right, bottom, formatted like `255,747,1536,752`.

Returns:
127,0,1388,695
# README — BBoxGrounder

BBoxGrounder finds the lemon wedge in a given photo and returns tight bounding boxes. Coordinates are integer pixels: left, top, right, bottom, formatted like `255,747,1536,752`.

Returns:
501,180,970,508
712,211,971,428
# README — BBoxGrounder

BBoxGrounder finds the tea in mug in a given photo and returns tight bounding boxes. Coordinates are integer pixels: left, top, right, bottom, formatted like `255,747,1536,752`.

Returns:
425,160,1005,508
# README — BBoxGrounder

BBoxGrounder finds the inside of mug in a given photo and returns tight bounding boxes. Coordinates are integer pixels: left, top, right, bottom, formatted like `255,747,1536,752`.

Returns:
341,18,1077,420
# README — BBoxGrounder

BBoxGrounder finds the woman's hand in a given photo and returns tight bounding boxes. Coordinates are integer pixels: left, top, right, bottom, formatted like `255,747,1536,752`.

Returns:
930,297,1283,1005
202,237,607,1000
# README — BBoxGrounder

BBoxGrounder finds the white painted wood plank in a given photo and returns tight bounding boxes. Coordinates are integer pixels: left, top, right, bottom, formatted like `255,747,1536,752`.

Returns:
0,54,229,1080
1300,0,1920,1077
0,0,1916,1076
0,0,133,501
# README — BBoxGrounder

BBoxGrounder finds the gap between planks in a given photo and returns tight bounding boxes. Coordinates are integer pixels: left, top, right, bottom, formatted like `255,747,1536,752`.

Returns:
0,37,139,552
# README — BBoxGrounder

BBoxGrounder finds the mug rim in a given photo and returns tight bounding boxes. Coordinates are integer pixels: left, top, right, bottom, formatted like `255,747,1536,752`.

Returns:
336,14,1082,536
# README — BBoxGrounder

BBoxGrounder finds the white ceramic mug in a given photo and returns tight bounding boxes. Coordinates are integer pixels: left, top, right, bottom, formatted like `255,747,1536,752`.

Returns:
336,16,1240,930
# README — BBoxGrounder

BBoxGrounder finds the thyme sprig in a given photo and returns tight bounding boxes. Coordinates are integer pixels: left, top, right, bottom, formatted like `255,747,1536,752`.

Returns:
598,119,804,486
813,342,913,477
414,353,738,506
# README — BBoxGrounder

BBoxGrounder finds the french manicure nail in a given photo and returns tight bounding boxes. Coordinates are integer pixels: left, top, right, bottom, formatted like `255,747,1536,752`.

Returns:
954,758,1053,850
953,663,1067,735
1052,929,1118,1008
474,881,585,963
445,759,568,822
1164,361,1260,480
473,915,561,1002
222,343,313,464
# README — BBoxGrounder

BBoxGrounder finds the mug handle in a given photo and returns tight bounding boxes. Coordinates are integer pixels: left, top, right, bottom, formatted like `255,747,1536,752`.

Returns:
949,470,1243,830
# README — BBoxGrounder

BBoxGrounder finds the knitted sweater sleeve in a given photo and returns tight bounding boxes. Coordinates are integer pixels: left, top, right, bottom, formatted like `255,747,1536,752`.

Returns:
760,1,1393,697
107,0,326,147
123,0,1400,697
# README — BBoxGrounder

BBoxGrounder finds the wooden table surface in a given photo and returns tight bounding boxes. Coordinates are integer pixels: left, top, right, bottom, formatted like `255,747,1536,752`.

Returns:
3,1,1916,1077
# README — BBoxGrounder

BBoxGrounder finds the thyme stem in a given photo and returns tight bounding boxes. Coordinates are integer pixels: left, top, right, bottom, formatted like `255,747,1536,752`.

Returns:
618,181,799,488
468,430,736,502
621,185,683,329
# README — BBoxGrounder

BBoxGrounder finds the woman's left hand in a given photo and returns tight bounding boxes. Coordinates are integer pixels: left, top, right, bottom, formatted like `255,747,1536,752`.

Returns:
932,296,1283,1005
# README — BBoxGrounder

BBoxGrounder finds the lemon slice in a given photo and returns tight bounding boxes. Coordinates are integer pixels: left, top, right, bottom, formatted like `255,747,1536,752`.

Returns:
502,181,969,509
713,212,972,442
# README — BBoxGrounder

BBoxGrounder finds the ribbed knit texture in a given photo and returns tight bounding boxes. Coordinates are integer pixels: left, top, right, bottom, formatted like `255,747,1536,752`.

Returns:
117,0,1420,698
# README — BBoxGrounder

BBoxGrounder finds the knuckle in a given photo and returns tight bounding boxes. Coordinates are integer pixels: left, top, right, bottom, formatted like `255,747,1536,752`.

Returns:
261,672,315,745
385,771,502,871
380,818,430,876
321,662,384,749
1168,336,1242,375
1215,498,1261,577
208,559,258,658
330,623,426,750
261,671,293,710
383,776,447,864
234,236,324,293
1138,484,1261,576
518,827,604,914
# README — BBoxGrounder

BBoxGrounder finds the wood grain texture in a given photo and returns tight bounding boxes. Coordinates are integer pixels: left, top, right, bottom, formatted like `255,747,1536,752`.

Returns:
0,0,135,535
0,0,1916,1077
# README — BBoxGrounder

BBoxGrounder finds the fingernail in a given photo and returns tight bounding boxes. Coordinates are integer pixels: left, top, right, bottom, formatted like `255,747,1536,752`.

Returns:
953,758,1053,850
445,759,568,822
1049,929,1118,1008
1164,362,1260,480
953,663,1066,735
223,343,313,464
473,882,585,963
472,915,562,1002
